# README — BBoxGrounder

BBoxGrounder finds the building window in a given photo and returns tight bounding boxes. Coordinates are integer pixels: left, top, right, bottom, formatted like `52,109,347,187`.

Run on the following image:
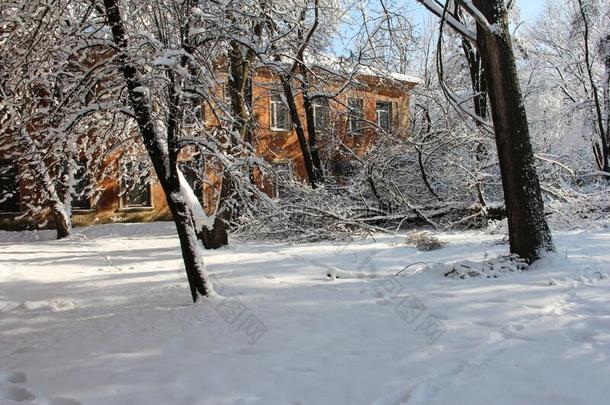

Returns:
347,98,364,135
121,161,152,208
272,161,293,198
72,160,91,210
179,158,204,204
312,97,330,131
376,101,392,133
270,93,291,131
0,160,19,213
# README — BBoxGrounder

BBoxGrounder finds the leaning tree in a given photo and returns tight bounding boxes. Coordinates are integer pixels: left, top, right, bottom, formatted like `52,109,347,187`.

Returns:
415,0,555,261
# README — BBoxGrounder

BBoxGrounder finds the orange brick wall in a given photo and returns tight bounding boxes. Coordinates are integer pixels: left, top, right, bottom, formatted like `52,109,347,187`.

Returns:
0,70,415,230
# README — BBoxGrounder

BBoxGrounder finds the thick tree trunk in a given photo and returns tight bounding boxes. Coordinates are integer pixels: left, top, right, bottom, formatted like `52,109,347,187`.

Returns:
103,0,209,301
167,191,210,300
198,173,232,249
199,218,228,249
50,202,70,239
473,0,554,261
53,160,72,240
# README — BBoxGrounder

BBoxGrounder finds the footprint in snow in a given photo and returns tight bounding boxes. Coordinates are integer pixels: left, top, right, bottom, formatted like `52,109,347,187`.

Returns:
1,371,81,405
0,383,36,402
1,370,27,384
48,397,82,405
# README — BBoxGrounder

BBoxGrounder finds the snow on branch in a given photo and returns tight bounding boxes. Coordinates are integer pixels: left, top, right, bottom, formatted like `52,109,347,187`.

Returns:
415,0,477,42
455,0,495,35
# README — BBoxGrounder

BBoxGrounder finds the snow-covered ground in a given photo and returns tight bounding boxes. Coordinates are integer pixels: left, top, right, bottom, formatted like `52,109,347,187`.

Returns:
1,223,609,405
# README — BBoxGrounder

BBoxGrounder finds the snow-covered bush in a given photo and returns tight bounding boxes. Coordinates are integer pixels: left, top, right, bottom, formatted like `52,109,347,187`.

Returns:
444,256,529,279
235,182,382,242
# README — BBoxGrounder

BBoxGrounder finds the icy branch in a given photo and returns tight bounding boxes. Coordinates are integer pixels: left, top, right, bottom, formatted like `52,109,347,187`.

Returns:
456,0,495,36
415,0,477,42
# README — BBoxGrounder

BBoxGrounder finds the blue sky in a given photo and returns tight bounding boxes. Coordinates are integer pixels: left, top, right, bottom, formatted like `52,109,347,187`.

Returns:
408,0,546,25
517,0,545,20
333,0,547,55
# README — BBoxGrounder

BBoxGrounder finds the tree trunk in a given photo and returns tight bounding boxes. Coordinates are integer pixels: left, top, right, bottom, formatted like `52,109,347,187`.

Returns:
53,158,72,240
577,0,608,172
281,75,318,187
461,35,488,208
473,0,555,261
301,68,325,182
198,172,231,249
50,202,70,239
103,0,209,302
602,34,610,172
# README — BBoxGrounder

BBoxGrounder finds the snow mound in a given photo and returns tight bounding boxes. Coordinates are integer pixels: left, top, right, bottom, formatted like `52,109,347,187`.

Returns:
325,267,386,280
444,256,529,279
405,230,447,251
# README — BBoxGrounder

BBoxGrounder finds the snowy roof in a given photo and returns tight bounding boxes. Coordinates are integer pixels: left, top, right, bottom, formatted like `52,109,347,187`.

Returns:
297,52,423,85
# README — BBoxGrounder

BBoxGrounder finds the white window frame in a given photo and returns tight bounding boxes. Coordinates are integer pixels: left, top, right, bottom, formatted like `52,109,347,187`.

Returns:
376,101,392,133
347,97,364,136
270,94,291,131
272,160,293,198
312,97,330,131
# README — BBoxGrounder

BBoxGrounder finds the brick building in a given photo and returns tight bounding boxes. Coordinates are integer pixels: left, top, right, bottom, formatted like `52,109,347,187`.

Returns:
0,66,418,230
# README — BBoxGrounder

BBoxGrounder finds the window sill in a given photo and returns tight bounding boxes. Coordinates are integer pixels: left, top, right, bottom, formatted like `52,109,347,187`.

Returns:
117,206,155,213
270,127,291,133
0,211,21,217
72,209,95,214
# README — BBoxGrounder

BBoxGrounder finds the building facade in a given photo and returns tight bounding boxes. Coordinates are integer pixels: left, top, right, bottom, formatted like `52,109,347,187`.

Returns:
0,68,417,230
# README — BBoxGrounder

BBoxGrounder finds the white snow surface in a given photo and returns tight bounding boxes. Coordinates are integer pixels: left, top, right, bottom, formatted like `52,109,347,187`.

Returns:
1,223,610,404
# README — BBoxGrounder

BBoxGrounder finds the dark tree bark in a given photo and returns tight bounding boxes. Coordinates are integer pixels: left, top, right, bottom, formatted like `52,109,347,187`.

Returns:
280,75,319,187
53,158,72,240
415,105,441,200
50,202,70,239
599,34,610,173
273,0,322,188
300,69,325,181
577,0,609,172
457,8,488,208
103,0,209,302
228,40,255,144
473,0,555,261
198,172,231,249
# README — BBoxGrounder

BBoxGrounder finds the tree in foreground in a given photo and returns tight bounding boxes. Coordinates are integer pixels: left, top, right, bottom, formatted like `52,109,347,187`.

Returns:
416,0,555,261
102,0,211,301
